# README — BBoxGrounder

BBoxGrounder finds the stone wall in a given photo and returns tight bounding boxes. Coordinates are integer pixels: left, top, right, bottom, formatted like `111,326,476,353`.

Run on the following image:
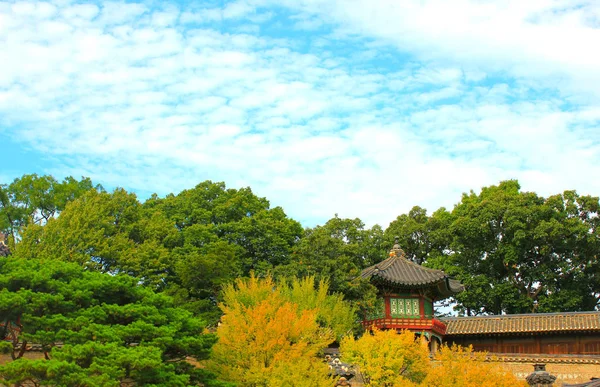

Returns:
492,359,600,385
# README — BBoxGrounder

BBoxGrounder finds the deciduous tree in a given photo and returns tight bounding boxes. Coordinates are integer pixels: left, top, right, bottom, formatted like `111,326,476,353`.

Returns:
276,215,385,310
0,174,98,244
440,180,600,314
340,329,429,387
340,329,527,387
144,181,303,275
384,181,600,315
421,345,527,387
208,275,353,386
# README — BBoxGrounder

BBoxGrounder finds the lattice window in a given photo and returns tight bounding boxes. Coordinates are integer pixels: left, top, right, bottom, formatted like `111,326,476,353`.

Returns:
411,299,419,316
390,298,420,318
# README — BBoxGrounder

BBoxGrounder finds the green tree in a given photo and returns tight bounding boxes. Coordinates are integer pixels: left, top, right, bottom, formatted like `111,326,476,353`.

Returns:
385,206,452,265
0,257,222,387
437,180,600,315
17,181,305,323
145,181,303,320
144,181,304,276
16,188,174,288
0,174,99,244
276,215,385,309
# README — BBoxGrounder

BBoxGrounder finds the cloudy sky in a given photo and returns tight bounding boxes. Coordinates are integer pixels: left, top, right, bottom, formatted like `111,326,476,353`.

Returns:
1,0,599,227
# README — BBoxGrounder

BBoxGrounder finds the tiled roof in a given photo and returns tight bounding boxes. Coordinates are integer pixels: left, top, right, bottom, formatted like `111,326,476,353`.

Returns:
491,353,600,364
444,311,600,336
360,243,464,299
361,254,448,287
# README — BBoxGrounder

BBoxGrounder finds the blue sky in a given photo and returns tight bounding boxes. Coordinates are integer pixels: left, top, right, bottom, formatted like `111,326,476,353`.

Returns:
1,0,599,227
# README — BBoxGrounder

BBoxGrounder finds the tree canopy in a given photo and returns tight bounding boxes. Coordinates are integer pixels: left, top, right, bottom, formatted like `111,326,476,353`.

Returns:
340,329,429,387
2,172,597,385
275,215,384,311
0,257,221,387
207,275,351,387
429,180,600,315
16,180,304,323
340,329,527,387
0,174,99,245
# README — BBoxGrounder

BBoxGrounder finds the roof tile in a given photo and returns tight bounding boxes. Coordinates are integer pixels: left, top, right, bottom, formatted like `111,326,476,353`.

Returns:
361,255,447,287
444,312,600,335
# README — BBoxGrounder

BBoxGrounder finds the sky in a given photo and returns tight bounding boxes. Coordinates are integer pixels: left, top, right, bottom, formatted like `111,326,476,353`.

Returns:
1,0,599,227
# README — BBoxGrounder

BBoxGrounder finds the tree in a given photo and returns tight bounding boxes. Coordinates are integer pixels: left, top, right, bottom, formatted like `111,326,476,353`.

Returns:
0,257,222,387
0,174,99,244
144,181,304,275
421,345,527,387
340,329,429,387
275,215,386,309
439,180,600,315
340,330,526,387
383,181,600,315
16,188,174,288
16,181,304,324
385,206,452,265
207,275,354,386
143,181,304,320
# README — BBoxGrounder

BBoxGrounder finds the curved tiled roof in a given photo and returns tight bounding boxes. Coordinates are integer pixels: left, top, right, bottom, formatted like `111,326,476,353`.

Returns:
444,311,600,335
360,243,464,299
361,255,448,287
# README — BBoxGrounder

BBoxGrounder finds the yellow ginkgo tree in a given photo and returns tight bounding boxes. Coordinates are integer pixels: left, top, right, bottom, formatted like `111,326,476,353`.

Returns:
422,344,527,387
340,328,429,387
341,328,528,387
208,275,354,387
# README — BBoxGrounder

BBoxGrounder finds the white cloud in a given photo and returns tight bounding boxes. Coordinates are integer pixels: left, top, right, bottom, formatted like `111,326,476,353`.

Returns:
0,0,599,228
276,0,600,101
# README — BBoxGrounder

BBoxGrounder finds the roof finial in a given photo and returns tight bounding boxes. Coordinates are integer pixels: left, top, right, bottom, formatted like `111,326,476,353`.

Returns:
389,237,405,258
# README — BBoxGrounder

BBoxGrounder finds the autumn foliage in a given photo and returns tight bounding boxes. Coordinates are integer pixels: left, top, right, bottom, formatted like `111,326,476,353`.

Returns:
341,329,429,386
341,328,527,387
207,275,350,387
423,344,528,387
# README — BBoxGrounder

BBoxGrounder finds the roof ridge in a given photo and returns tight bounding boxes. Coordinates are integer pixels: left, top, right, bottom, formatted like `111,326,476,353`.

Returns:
375,256,398,271
403,256,444,274
444,311,600,320
375,253,445,274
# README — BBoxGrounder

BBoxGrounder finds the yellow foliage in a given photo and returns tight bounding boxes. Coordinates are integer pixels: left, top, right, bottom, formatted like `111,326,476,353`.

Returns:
422,345,528,387
340,328,429,387
221,274,356,339
341,329,527,387
208,275,337,387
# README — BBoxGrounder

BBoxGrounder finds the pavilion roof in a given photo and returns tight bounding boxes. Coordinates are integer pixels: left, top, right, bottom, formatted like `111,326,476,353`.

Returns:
360,242,463,298
444,311,600,336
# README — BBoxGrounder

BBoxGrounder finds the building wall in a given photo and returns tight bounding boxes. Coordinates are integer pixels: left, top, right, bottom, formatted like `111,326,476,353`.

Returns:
445,333,600,384
446,333,600,355
495,360,600,385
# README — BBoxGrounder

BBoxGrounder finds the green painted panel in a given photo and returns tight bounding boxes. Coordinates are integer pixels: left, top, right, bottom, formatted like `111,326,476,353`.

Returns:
424,299,433,318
